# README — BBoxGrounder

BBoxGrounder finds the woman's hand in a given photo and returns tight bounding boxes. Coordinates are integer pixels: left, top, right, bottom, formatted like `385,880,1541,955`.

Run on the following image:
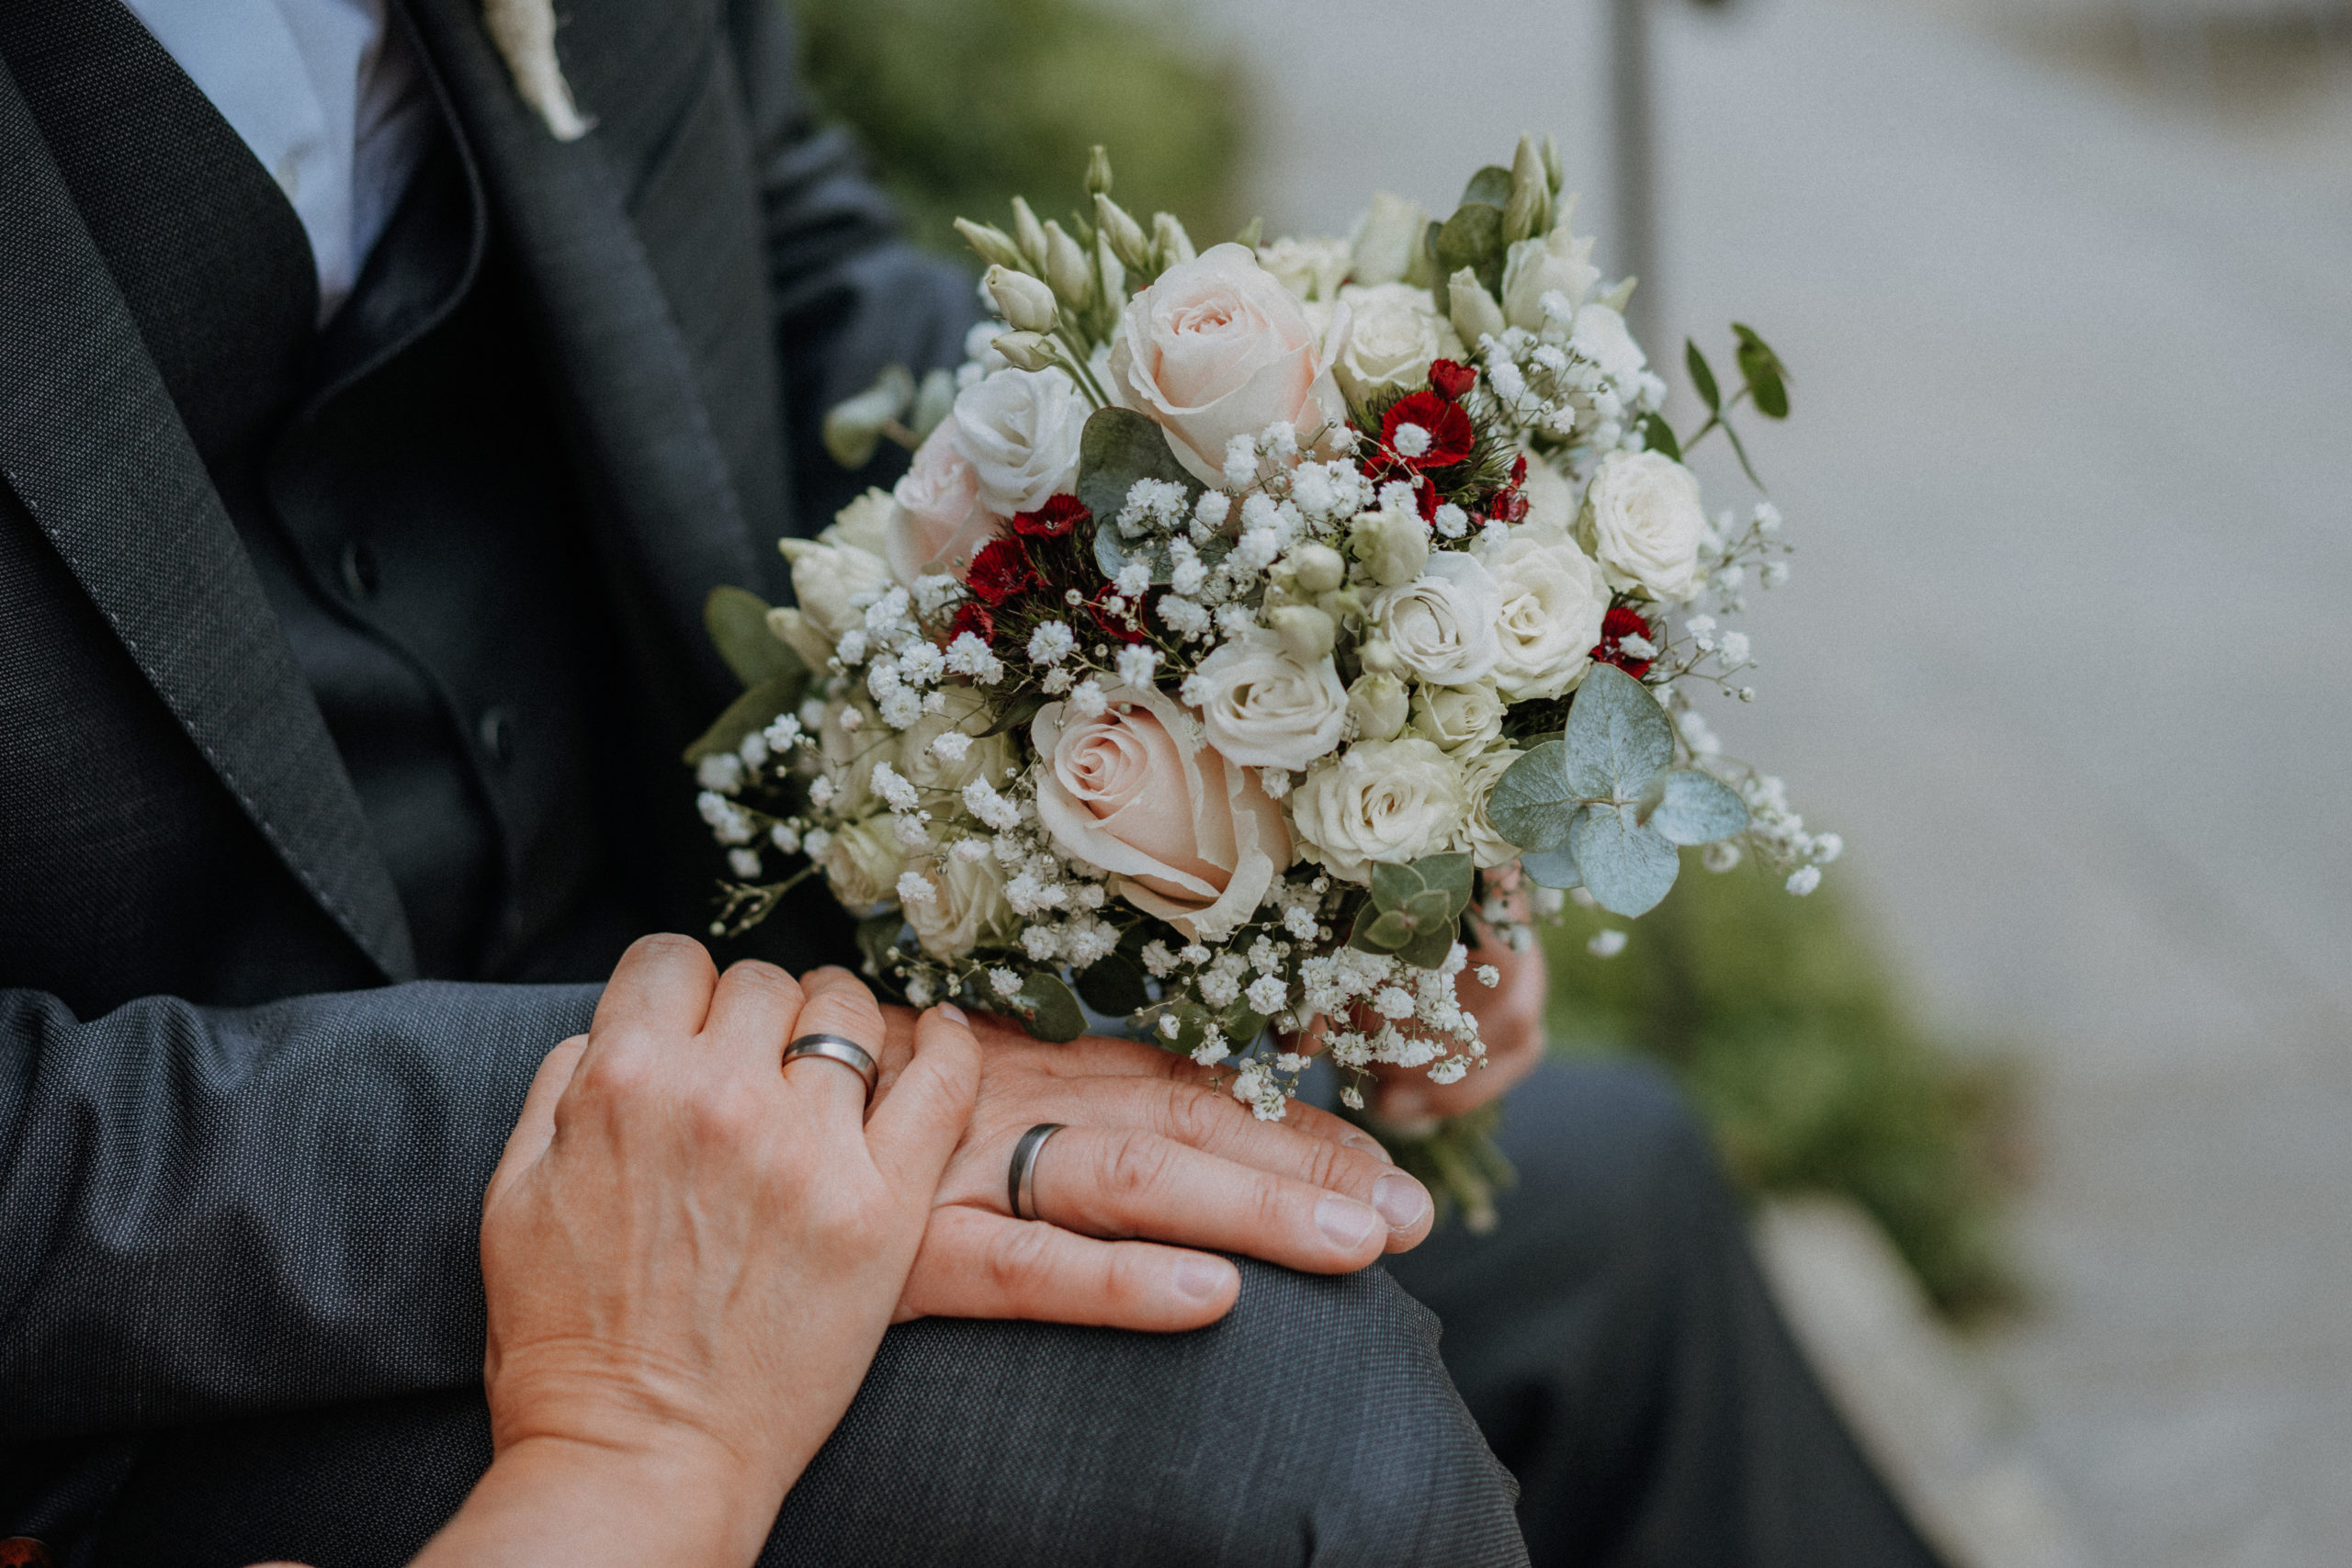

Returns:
410,937,978,1568
1371,925,1550,1123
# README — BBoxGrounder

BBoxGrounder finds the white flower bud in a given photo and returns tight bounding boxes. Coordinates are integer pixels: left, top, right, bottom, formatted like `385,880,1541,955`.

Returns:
1094,194,1152,271
1350,507,1430,588
989,330,1059,374
1346,672,1410,740
1009,197,1048,268
1288,542,1346,593
1152,210,1195,266
954,218,1026,272
985,265,1059,333
1448,268,1506,345
1266,604,1336,662
1043,220,1093,311
1357,637,1401,676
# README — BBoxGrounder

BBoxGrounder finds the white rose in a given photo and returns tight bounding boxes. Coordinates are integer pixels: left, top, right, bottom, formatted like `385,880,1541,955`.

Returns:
1350,191,1429,287
1331,283,1462,404
889,414,1000,584
1291,738,1467,884
1108,243,1351,485
1256,235,1352,301
1477,525,1611,699
896,686,1012,795
949,367,1086,517
1030,685,1292,942
1499,221,1600,332
1193,627,1348,771
1520,459,1577,532
1367,550,1503,686
1569,303,1647,383
904,845,1017,960
1579,449,1705,602
820,816,910,911
777,536,891,644
1409,682,1505,753
1459,746,1525,869
822,487,898,560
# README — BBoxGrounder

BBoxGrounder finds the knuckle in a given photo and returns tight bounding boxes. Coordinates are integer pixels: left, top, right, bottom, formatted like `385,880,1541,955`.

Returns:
1159,1082,1236,1149
1100,1130,1176,1206
684,1083,760,1149
982,1220,1057,1296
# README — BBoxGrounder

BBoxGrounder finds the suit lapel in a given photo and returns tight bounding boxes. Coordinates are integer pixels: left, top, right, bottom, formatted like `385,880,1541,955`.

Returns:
401,0,763,697
0,54,418,984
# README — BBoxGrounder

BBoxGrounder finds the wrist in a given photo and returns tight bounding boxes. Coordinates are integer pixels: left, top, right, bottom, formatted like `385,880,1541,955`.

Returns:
425,1429,781,1568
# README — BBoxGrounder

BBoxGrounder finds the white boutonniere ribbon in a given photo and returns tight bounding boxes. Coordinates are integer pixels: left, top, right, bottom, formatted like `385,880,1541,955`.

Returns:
482,0,593,141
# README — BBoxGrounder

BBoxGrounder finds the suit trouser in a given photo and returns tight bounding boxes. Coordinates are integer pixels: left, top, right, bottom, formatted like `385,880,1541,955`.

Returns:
60,1063,1938,1568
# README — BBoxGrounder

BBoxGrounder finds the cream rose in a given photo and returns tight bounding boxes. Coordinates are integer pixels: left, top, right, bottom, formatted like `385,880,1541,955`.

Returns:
822,487,897,559
1409,682,1505,753
1291,738,1468,884
896,686,1012,795
1108,243,1351,485
1367,550,1503,686
1330,283,1461,404
1579,449,1705,602
1520,459,1577,533
1193,628,1348,772
1256,235,1352,301
889,415,998,584
904,845,1017,960
949,367,1086,517
1460,746,1525,869
820,816,909,912
1349,191,1429,287
777,536,891,644
1030,685,1291,942
1499,220,1600,332
1478,525,1611,699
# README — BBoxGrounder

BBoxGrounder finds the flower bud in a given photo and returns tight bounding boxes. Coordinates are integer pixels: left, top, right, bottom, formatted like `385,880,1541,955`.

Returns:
1152,211,1195,266
1009,197,1049,268
1449,269,1506,345
990,330,1059,373
1094,194,1152,272
1042,220,1093,311
1350,507,1430,588
1085,143,1114,197
909,367,956,442
1286,542,1346,594
1357,637,1401,675
1542,132,1564,194
985,265,1059,333
1346,672,1410,740
1267,604,1336,663
820,365,914,468
1504,133,1550,243
954,219,1026,273
1351,190,1427,287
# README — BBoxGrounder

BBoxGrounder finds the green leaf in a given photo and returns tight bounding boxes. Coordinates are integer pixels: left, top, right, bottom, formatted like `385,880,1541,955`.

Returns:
682,671,805,763
1353,907,1414,952
1733,323,1790,419
1072,949,1149,1016
705,586,800,691
1013,973,1088,1043
1460,164,1513,209
1370,859,1427,912
1562,663,1675,803
1154,1000,1213,1055
1411,852,1476,913
1647,770,1749,846
855,915,907,983
1640,412,1681,462
1405,888,1454,929
1220,1003,1269,1050
1487,739,1581,853
1434,202,1506,296
1520,844,1582,889
1685,339,1721,413
1568,804,1681,918
1397,918,1458,970
1075,407,1208,582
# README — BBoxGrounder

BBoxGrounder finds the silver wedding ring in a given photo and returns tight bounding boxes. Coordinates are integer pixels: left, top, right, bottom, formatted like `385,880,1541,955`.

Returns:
1008,1122,1066,1222
782,1032,879,1105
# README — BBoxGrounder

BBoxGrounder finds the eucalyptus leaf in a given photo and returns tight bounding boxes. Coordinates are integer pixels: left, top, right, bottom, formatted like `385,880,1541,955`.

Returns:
1220,1003,1269,1050
682,671,805,763
1647,770,1749,846
1157,1000,1213,1055
1685,339,1721,413
1561,663,1675,803
1014,973,1088,1043
1405,888,1454,928
1360,908,1414,951
1640,412,1681,462
706,586,799,691
1460,164,1514,209
1412,852,1475,912
1519,844,1583,889
1568,804,1682,918
1075,408,1207,582
1370,859,1425,912
1434,203,1506,295
1487,739,1580,853
1072,949,1149,1016
1397,919,1458,971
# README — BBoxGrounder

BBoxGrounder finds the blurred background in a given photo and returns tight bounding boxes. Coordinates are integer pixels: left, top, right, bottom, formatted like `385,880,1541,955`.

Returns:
793,1,2352,1562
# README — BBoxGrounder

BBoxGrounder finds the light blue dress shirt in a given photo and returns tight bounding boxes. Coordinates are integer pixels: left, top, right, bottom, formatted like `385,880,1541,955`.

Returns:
122,0,436,320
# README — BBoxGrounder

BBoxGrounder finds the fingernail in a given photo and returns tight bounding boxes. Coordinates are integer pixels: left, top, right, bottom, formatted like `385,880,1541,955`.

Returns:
1315,1194,1379,1250
1374,1173,1430,1232
1343,1132,1396,1164
1172,1255,1232,1303
935,1003,967,1024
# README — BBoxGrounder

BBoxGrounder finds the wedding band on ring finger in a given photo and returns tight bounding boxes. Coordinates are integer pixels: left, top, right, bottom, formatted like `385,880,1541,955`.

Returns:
782,1032,880,1106
1008,1122,1066,1222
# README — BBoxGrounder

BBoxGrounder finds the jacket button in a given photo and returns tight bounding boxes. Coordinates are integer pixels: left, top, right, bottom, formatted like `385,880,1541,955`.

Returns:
0,1539,54,1568
479,705,515,763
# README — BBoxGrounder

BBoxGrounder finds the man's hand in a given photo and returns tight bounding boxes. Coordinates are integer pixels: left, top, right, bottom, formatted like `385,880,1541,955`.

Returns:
1372,926,1549,1122
852,985,1437,1334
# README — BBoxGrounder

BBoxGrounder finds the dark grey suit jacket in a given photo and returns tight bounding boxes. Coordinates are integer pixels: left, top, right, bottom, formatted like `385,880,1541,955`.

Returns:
0,0,971,1446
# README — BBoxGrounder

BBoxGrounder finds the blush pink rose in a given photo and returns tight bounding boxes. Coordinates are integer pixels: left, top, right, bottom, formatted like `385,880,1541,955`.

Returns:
1107,243,1353,484
1031,685,1292,942
888,414,1001,585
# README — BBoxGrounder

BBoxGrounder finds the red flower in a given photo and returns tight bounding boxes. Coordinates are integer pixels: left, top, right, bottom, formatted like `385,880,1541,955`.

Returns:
1591,605,1656,680
1014,494,1091,538
1485,488,1529,525
1380,391,1476,470
1428,359,1477,400
1086,584,1148,645
1510,454,1528,487
966,537,1041,606
947,601,996,646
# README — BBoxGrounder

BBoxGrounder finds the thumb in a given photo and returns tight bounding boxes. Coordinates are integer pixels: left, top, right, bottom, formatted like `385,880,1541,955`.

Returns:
863,1005,980,1198
485,1033,589,1206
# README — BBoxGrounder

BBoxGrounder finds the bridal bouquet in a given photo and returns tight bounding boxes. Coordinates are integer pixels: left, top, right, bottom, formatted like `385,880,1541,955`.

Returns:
687,141,1837,1205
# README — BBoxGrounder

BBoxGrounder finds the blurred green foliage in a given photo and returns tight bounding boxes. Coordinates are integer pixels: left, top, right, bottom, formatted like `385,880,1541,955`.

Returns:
792,0,1246,255
1544,865,2019,1321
